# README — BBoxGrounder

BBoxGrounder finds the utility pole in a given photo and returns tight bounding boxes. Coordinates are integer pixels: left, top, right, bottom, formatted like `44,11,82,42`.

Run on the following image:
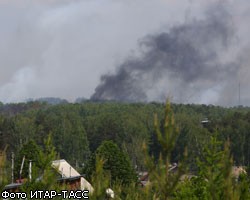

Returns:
11,152,14,183
19,156,25,181
29,160,32,181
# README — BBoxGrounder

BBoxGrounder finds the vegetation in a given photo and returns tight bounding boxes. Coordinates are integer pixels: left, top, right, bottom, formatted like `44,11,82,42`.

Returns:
1,101,250,199
85,140,137,186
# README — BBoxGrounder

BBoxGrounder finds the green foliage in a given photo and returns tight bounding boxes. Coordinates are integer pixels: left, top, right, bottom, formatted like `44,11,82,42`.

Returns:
154,102,179,159
20,134,60,199
174,179,201,200
86,140,137,186
2,101,250,199
87,102,186,200
38,133,58,174
34,105,90,165
197,137,233,199
142,102,187,200
14,140,41,180
0,101,250,199
174,136,250,200
89,156,111,200
13,114,37,149
0,146,8,191
2,100,250,170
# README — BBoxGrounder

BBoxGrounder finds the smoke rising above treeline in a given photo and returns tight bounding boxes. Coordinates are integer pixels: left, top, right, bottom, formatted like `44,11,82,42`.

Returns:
0,0,250,106
92,4,236,103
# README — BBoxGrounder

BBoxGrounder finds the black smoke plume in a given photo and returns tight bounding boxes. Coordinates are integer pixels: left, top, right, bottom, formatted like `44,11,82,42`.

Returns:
91,5,237,103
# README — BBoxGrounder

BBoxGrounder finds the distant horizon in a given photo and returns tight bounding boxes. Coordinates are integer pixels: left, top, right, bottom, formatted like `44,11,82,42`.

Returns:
0,96,248,108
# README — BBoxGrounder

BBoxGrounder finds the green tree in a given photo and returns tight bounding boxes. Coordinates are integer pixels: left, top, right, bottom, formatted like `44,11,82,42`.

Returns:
86,140,137,186
174,136,250,200
89,156,111,200
14,140,41,180
34,105,90,165
21,133,60,199
0,146,8,191
197,137,233,200
143,101,187,200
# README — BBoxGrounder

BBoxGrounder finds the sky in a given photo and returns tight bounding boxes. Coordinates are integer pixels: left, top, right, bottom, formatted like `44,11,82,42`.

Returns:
0,0,249,106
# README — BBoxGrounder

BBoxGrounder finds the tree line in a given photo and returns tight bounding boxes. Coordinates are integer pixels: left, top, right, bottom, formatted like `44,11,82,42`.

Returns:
1,101,250,199
1,101,250,170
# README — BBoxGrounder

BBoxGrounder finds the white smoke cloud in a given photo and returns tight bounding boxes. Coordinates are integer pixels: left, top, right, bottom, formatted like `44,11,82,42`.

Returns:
0,67,38,102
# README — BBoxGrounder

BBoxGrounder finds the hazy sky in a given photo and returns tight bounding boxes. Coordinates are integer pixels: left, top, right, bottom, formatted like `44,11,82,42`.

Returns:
0,0,249,106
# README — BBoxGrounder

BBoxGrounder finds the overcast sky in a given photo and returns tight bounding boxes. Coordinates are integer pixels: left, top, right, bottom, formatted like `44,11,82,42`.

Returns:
0,0,249,106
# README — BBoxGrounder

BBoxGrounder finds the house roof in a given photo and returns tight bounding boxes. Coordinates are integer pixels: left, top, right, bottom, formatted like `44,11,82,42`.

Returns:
52,159,94,192
4,159,94,193
52,159,80,177
4,183,22,190
57,175,83,182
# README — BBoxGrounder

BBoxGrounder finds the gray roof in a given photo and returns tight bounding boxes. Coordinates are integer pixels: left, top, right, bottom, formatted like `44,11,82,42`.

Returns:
4,183,22,190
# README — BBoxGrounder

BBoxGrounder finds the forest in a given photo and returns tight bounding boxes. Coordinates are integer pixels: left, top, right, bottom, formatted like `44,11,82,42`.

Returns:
0,100,250,199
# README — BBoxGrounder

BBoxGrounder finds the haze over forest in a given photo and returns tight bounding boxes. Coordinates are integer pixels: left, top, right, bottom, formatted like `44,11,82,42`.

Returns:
0,0,250,106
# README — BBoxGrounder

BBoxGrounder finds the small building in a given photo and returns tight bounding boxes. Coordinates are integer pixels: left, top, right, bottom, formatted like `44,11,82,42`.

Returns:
52,159,94,192
57,175,83,190
3,159,94,193
201,117,210,128
3,159,115,198
201,118,209,124
138,163,179,187
232,166,247,180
